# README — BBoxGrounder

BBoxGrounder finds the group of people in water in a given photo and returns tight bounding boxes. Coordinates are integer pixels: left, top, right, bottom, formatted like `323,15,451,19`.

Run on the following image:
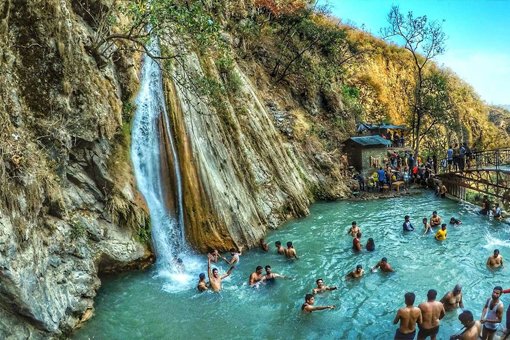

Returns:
194,201,507,339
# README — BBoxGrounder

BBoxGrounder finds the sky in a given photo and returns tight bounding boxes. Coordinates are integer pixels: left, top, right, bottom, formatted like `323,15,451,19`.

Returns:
319,0,510,105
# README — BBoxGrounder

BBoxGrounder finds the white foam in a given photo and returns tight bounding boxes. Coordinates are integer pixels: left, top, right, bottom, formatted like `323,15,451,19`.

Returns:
483,234,510,249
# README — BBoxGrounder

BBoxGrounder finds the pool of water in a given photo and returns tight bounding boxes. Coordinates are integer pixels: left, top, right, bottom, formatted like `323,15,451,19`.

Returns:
75,192,510,340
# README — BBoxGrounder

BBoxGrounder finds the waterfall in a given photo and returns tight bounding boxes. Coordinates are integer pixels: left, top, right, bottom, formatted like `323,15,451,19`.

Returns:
131,41,186,272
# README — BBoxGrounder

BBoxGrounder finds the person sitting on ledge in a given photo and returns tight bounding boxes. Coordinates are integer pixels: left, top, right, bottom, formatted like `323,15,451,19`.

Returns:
301,294,335,313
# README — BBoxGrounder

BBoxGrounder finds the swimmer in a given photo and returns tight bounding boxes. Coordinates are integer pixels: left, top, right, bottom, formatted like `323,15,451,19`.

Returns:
346,265,364,279
372,257,394,272
439,184,447,198
264,265,286,283
417,289,445,340
197,273,208,292
285,241,299,259
348,221,361,237
435,224,447,241
493,203,503,220
222,247,242,267
248,265,266,287
260,239,269,252
430,211,441,227
393,292,422,340
172,257,185,272
312,278,337,294
449,217,462,226
207,257,234,292
449,310,481,340
366,238,375,251
301,294,335,313
440,284,464,312
480,286,504,340
486,249,503,269
403,215,414,232
422,218,432,235
275,241,285,255
208,249,220,263
353,232,362,252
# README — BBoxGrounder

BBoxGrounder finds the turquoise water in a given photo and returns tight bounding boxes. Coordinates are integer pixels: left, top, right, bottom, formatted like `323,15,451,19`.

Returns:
75,193,510,340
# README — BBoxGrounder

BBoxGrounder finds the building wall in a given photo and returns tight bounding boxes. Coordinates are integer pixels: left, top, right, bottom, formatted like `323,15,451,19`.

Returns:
361,148,388,176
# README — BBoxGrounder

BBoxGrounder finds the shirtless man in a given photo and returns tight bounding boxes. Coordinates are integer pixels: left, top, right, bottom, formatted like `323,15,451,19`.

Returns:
197,273,208,292
417,289,445,340
422,218,432,235
481,286,504,340
208,249,220,263
207,257,234,292
285,241,299,259
275,241,285,255
440,284,464,312
393,292,422,340
348,221,361,237
260,239,269,252
346,265,364,279
372,257,394,272
222,247,242,267
486,249,503,268
264,265,286,284
301,294,335,313
353,232,362,252
450,310,482,340
430,211,442,227
312,278,337,294
248,266,265,287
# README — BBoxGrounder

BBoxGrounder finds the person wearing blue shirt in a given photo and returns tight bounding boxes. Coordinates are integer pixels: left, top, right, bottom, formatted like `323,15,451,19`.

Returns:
403,215,414,232
377,167,386,191
447,146,454,171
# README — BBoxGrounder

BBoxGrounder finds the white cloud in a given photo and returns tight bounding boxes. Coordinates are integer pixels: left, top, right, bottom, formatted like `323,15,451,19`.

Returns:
437,51,510,105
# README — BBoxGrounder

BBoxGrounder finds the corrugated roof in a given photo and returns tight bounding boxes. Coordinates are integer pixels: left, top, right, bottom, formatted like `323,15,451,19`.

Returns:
347,136,392,146
357,123,408,131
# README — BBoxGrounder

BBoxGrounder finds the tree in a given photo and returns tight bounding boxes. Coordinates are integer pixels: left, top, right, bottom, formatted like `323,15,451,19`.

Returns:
381,6,447,156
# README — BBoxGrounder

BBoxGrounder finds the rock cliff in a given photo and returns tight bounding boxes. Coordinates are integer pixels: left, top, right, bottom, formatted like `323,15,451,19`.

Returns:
0,0,152,337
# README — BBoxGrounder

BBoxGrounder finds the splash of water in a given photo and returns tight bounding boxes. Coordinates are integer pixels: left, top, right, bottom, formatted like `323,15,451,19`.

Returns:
131,40,187,273
483,233,510,249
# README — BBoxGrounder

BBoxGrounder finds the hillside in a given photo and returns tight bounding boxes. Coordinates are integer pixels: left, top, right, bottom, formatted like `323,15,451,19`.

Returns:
0,0,508,337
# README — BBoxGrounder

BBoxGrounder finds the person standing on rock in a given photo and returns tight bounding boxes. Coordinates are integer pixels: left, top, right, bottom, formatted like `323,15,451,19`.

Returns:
207,257,234,292
417,289,445,340
285,242,299,259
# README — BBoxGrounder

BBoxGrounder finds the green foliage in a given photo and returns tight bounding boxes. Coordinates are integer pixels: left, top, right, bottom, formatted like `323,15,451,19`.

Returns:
70,216,87,240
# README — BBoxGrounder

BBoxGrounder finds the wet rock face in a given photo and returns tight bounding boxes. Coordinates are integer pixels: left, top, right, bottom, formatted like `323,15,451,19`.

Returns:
0,0,150,337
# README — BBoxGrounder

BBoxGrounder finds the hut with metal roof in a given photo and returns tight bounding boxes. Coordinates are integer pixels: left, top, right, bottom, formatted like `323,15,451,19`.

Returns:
343,136,392,175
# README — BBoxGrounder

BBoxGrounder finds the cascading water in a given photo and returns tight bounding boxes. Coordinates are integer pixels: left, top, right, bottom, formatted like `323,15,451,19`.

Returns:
131,41,190,279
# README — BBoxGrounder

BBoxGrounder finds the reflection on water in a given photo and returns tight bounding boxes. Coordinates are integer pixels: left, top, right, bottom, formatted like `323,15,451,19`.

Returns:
75,193,510,340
